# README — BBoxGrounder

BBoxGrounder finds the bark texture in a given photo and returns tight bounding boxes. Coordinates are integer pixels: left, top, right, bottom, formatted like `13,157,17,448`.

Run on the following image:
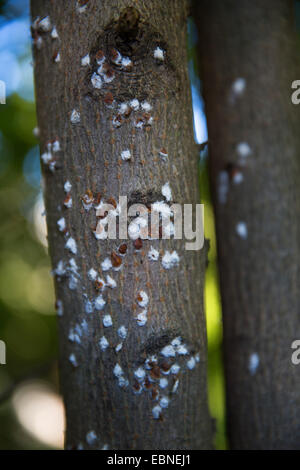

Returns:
195,0,300,449
31,0,212,450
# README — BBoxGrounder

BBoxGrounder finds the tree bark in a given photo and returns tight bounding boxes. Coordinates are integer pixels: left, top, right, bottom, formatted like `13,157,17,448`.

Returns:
31,0,212,450
194,0,300,449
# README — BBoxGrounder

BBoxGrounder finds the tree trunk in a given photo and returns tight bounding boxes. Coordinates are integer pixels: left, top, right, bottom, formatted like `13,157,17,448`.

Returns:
31,0,212,450
194,0,300,449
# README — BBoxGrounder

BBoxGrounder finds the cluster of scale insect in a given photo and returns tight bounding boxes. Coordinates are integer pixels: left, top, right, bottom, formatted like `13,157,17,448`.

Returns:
217,79,260,372
34,6,204,449
217,79,252,241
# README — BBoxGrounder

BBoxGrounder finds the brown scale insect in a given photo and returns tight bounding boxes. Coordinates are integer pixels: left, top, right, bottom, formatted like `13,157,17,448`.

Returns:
226,162,243,181
95,49,105,62
124,107,132,118
107,197,117,209
151,387,159,400
95,193,102,205
137,293,143,303
133,238,142,250
111,251,122,268
142,112,151,122
144,376,152,389
118,243,127,255
150,364,161,380
100,62,110,74
160,361,171,373
64,193,72,206
110,48,120,63
95,279,104,290
52,50,60,63
97,211,108,220
81,189,93,204
133,381,141,393
105,68,115,81
103,92,114,106
135,117,144,127
147,360,156,369
113,114,123,126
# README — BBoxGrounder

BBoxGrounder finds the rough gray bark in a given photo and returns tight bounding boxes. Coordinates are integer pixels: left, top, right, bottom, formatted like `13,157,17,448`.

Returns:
31,0,212,450
195,0,300,449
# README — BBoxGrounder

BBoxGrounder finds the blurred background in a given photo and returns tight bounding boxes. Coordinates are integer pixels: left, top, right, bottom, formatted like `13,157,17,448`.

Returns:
0,0,227,450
